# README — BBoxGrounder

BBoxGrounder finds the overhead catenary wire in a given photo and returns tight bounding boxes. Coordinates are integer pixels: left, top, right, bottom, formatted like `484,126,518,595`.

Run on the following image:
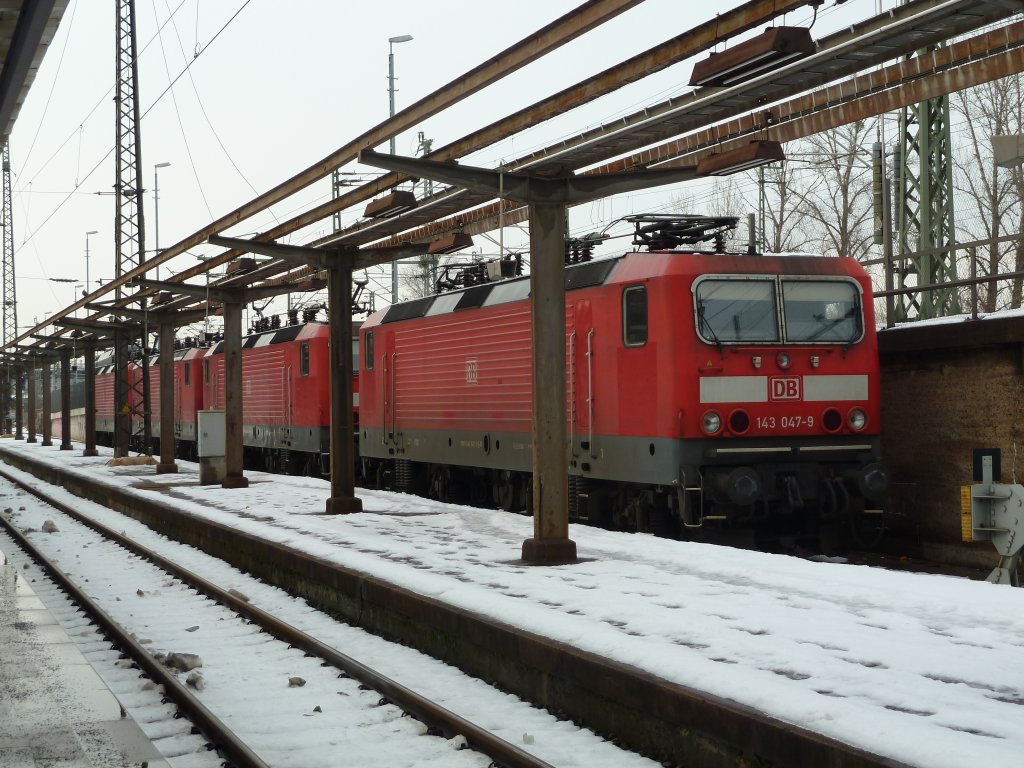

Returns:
13,0,254,259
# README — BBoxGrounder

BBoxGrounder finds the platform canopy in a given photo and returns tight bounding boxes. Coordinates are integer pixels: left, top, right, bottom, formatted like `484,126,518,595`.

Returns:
0,2,67,149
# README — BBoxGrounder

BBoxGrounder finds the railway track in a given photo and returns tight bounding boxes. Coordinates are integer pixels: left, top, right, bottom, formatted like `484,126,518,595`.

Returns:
0,467,572,768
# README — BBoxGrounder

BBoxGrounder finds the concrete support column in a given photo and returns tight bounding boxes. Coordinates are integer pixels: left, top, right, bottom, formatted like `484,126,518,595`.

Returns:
221,300,248,489
156,323,177,474
83,341,98,457
15,367,23,440
325,263,362,514
60,348,72,450
521,202,577,564
26,364,36,443
41,362,52,446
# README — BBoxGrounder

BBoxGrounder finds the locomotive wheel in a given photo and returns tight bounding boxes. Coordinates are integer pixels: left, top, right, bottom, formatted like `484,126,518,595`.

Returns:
848,497,885,549
497,471,518,512
429,466,451,503
521,476,534,516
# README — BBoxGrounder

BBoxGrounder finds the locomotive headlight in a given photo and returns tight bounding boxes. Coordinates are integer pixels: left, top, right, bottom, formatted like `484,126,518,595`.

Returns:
702,411,722,435
848,408,867,431
776,352,791,369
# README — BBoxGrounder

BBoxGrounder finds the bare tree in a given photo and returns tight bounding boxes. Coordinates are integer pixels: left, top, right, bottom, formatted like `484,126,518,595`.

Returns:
793,119,878,261
401,254,442,300
951,78,1018,311
757,160,816,253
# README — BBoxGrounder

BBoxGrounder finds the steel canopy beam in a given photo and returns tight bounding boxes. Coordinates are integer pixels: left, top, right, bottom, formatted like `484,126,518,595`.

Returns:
337,0,1024,254
84,303,209,327
54,317,140,334
133,278,298,305
9,0,807,336
357,150,699,205
8,0,643,346
208,236,333,269
367,17,1024,252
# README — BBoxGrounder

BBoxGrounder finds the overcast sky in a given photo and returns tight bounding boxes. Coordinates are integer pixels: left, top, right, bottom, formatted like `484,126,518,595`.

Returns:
9,0,878,330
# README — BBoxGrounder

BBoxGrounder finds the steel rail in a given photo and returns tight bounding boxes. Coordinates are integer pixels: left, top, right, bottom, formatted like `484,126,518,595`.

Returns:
0,509,271,768
0,465,558,768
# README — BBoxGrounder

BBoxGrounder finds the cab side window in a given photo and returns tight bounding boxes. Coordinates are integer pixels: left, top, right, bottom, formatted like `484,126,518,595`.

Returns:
623,286,648,346
364,332,374,370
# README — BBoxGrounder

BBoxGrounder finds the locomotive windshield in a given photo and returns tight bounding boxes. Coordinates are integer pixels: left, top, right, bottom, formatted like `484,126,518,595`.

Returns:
694,278,779,343
781,280,862,343
695,276,863,345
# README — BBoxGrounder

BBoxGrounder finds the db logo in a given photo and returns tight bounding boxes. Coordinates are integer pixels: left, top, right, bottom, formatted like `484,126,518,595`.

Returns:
465,358,479,384
770,376,801,401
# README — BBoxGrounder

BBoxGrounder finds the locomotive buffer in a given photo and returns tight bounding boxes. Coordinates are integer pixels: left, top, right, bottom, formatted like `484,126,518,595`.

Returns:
964,449,1024,586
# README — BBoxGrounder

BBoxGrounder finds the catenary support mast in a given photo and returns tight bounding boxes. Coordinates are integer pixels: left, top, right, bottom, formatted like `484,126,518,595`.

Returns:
114,0,151,455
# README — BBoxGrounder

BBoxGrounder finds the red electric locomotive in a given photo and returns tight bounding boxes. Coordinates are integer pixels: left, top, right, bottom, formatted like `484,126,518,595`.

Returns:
358,215,888,546
47,318,360,474
144,345,206,459
200,320,360,475
95,352,128,444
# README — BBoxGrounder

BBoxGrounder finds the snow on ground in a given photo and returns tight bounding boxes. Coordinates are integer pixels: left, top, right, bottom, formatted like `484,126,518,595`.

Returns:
2,439,1023,768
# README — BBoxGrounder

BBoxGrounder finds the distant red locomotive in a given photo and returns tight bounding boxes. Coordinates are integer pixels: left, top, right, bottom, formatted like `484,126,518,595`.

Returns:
358,216,888,545
200,321,347,475
51,320,360,478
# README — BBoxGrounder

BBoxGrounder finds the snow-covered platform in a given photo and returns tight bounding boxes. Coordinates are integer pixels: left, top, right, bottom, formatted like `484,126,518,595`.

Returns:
1,438,1023,768
0,540,170,768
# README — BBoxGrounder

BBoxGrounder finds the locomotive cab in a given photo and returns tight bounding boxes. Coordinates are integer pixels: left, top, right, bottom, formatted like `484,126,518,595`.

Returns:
683,261,887,548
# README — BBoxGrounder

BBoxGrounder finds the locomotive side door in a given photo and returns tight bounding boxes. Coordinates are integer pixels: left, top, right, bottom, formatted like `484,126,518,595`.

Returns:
381,332,398,449
572,300,595,458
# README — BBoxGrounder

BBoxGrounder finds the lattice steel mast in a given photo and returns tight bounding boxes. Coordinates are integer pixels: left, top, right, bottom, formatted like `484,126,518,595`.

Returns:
114,0,150,456
894,49,959,321
2,143,15,432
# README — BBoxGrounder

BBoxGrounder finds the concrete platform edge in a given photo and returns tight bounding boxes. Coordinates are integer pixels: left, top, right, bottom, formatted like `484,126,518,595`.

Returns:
0,445,908,768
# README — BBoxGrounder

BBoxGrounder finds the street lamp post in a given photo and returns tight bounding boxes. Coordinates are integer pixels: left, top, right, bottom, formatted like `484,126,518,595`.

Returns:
388,35,412,155
388,34,412,305
153,162,170,279
84,230,98,295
